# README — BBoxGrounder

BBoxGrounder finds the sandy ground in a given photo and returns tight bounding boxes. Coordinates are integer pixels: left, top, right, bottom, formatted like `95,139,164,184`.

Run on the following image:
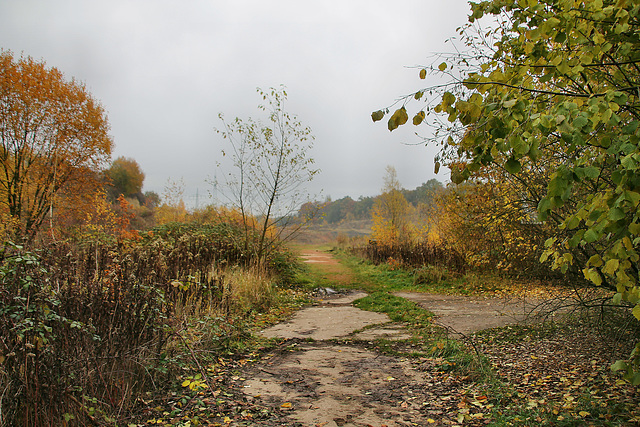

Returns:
243,291,459,426
239,250,543,426
394,292,549,337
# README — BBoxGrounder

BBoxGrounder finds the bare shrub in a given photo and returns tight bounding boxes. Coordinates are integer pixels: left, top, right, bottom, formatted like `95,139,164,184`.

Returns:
352,240,467,274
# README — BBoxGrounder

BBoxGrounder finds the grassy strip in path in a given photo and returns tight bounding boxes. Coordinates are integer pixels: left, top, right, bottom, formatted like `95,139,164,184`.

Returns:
353,291,433,328
297,248,491,379
334,250,486,295
351,291,486,374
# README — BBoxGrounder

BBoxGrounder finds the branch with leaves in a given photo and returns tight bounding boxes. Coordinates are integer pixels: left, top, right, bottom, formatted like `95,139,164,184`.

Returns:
374,0,640,383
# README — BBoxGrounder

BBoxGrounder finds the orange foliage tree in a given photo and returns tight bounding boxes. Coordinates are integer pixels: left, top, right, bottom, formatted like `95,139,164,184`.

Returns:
49,168,107,239
80,189,119,241
114,194,142,242
0,51,113,240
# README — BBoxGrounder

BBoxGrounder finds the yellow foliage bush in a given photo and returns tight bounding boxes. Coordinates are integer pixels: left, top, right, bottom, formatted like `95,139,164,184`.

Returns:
433,166,549,274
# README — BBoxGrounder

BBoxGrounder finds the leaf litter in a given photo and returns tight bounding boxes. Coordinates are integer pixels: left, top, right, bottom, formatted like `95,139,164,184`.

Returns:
128,307,639,426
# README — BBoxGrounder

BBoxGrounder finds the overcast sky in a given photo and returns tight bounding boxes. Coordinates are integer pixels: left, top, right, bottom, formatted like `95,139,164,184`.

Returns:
1,0,472,208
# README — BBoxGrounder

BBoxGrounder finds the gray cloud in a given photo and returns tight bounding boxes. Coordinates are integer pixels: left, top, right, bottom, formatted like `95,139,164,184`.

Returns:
1,0,470,207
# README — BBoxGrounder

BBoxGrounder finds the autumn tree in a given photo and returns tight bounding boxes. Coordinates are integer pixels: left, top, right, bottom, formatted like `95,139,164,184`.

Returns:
216,86,319,263
143,191,161,209
371,166,415,245
50,167,109,238
374,0,640,381
105,156,145,201
434,165,552,273
403,179,443,211
298,200,326,222
79,189,119,241
0,51,112,240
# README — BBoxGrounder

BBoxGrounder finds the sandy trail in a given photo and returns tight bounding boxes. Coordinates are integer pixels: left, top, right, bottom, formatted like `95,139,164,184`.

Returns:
395,292,547,336
239,249,538,426
243,290,433,426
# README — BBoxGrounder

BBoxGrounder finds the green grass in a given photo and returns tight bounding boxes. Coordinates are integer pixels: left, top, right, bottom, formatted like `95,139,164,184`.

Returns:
296,252,492,378
335,252,416,292
298,248,475,295
353,291,433,331
335,251,502,295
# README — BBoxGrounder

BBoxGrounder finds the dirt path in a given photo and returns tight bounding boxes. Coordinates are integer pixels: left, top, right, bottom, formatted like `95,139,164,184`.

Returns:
395,292,549,337
233,249,537,426
241,289,476,426
300,249,544,336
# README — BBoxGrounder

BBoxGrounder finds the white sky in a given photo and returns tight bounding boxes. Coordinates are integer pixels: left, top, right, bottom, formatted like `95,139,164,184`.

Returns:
1,0,472,207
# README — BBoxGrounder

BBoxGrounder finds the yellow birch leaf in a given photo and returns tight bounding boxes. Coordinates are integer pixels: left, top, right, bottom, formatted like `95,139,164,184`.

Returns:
371,110,385,122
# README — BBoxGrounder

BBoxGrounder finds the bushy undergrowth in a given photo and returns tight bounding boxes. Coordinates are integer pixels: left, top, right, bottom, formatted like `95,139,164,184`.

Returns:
0,221,300,426
352,240,467,274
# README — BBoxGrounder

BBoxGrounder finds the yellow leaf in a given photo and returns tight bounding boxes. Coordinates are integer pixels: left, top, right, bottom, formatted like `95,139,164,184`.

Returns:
224,416,232,423
388,107,408,131
371,110,385,122
181,380,191,387
420,68,427,79
579,411,590,417
427,418,436,423
281,402,292,408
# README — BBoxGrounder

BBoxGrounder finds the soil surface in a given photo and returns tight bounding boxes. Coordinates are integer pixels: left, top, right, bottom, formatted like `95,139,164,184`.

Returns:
300,249,546,336
241,290,473,426
394,292,551,337
133,250,640,426
234,250,549,426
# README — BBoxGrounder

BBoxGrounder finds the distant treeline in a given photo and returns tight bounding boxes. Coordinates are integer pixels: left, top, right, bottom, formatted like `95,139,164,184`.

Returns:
299,179,443,224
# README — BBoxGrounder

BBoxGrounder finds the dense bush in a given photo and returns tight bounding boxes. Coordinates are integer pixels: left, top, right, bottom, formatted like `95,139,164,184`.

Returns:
0,221,299,426
352,240,467,274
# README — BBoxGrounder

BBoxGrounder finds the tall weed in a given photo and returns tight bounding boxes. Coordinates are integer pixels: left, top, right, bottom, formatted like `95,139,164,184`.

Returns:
0,221,298,426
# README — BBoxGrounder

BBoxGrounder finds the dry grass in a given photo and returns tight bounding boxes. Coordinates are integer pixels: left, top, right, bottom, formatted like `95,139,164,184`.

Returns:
224,265,279,313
